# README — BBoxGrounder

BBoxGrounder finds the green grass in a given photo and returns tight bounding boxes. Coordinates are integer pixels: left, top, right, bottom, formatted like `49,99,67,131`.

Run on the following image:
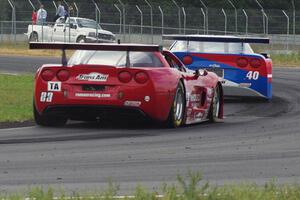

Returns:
0,171,299,200
271,53,300,67
0,42,73,57
0,74,34,122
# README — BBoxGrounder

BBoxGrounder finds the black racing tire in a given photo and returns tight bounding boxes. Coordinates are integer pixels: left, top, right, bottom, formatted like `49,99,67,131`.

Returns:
208,84,222,122
29,32,38,42
167,81,186,128
33,101,67,127
76,36,86,43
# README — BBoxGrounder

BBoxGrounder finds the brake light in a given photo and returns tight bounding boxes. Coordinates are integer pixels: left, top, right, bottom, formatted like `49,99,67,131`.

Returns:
236,57,248,68
41,69,55,81
57,69,70,81
135,72,148,84
182,55,193,65
118,71,132,83
249,58,261,68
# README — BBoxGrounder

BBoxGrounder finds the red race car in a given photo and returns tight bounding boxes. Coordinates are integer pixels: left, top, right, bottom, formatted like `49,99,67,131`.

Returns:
30,42,224,127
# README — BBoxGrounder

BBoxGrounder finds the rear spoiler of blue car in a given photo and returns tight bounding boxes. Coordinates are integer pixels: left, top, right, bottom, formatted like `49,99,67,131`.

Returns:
163,35,270,44
29,42,163,67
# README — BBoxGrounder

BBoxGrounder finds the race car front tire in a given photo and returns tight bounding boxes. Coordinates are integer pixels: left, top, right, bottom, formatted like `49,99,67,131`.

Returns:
167,81,185,128
33,101,67,127
208,85,222,122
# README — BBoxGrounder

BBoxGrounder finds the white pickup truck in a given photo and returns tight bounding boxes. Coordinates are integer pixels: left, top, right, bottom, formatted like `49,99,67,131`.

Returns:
26,17,116,43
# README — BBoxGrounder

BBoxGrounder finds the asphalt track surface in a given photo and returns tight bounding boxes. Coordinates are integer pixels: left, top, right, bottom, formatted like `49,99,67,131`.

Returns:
0,55,300,194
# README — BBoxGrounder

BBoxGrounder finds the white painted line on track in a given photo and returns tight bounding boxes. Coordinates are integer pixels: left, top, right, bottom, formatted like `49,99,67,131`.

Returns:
0,126,36,132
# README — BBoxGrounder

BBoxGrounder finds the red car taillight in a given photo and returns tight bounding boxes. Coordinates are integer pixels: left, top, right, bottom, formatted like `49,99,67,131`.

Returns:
236,57,248,68
249,58,262,68
134,72,148,84
41,69,55,81
57,69,70,81
118,71,132,83
182,55,193,65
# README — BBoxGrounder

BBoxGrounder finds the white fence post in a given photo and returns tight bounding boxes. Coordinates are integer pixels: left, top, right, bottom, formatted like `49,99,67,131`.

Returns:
222,8,227,35
73,2,79,17
118,0,126,42
262,11,268,35
199,0,208,34
52,1,57,10
144,0,153,44
242,9,248,35
282,10,290,51
114,4,122,35
226,0,237,34
7,0,16,43
136,5,143,42
182,7,186,34
200,7,206,34
172,0,181,34
291,0,296,46
158,6,164,35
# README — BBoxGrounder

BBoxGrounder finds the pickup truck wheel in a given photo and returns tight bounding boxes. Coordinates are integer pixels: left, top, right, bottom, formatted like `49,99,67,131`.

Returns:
29,32,38,42
76,36,86,43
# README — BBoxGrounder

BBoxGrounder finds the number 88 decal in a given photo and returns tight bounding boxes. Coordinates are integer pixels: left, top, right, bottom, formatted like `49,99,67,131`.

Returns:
246,71,260,80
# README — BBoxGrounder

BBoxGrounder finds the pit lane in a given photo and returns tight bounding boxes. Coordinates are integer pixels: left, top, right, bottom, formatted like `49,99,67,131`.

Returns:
0,55,299,193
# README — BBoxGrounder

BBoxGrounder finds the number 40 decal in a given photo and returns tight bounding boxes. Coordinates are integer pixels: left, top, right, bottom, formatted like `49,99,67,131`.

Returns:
246,71,260,80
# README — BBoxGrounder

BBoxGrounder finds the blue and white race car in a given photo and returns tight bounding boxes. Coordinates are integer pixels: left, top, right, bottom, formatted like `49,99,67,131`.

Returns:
164,35,272,99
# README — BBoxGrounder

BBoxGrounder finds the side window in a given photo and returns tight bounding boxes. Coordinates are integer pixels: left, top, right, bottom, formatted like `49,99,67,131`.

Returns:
56,17,65,27
164,54,183,72
65,18,76,28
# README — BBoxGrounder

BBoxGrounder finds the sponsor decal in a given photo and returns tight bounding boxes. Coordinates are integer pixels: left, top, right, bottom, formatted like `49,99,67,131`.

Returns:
195,112,203,119
48,81,61,92
40,92,53,102
124,101,141,107
75,93,111,98
186,108,192,116
207,88,213,96
190,94,201,102
76,72,109,82
239,83,252,87
209,64,221,68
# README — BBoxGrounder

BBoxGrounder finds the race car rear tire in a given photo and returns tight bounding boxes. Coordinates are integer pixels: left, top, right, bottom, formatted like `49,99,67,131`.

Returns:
167,82,185,128
208,85,221,122
33,101,67,127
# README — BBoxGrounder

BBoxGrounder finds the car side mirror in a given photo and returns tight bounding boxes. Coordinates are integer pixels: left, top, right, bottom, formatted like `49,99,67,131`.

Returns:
194,69,208,77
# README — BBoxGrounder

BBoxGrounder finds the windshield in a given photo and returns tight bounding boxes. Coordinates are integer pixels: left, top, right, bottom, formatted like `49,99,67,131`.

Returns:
77,19,101,29
171,41,254,54
68,50,164,68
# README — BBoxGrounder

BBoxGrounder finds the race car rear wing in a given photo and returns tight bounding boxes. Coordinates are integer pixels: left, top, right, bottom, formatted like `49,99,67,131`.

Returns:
29,42,163,52
29,42,163,67
162,35,270,44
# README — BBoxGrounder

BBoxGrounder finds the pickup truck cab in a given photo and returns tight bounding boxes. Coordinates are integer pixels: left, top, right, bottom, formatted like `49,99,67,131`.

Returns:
27,17,116,43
